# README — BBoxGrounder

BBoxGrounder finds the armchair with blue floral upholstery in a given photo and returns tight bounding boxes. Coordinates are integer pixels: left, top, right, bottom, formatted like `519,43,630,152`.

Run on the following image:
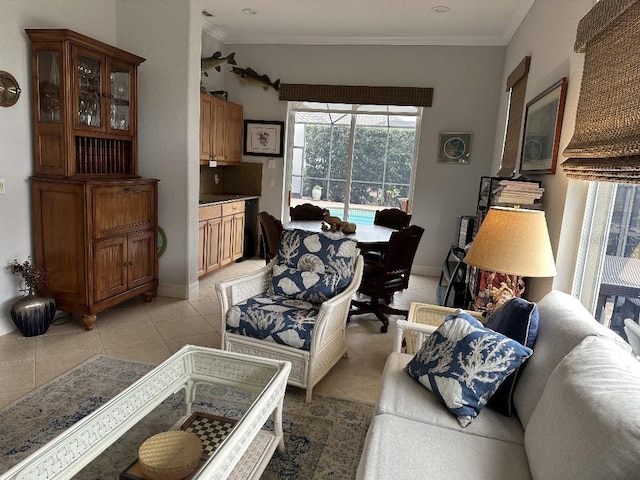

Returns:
216,228,364,402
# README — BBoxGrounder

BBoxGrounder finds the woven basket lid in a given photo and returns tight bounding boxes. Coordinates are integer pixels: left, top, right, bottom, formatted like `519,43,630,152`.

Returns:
139,431,202,480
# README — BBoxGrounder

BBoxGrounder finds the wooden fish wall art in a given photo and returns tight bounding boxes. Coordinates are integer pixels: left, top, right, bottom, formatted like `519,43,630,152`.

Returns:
201,51,237,76
231,66,280,92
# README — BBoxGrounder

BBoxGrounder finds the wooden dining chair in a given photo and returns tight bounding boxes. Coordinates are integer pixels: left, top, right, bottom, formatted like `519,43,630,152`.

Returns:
350,225,425,333
290,203,329,220
258,211,283,264
374,208,412,230
363,208,412,263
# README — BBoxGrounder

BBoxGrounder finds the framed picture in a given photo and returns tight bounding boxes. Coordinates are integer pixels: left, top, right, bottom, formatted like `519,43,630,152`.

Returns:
243,120,285,157
519,77,568,174
437,132,472,164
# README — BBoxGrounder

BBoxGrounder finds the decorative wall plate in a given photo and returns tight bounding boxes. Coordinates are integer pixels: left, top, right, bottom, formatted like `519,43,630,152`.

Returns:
0,71,21,107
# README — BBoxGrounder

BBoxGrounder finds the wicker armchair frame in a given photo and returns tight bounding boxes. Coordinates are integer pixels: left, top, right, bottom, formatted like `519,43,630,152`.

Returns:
216,254,364,402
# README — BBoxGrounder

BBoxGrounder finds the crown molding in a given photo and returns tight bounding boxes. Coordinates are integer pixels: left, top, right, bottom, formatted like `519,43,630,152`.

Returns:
216,33,509,47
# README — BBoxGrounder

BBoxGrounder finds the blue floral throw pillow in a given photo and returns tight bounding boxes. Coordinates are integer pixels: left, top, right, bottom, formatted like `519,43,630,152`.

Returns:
405,310,533,427
272,229,357,303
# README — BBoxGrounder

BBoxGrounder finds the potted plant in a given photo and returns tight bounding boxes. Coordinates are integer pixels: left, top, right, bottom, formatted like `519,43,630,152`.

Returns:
7,256,56,336
312,185,323,201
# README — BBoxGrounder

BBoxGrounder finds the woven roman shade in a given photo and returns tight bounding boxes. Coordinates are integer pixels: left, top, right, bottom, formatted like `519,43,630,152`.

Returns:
562,0,640,183
279,84,433,107
496,56,531,178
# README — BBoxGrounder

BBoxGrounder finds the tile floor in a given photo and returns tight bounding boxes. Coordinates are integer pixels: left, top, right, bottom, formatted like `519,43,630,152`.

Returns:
0,258,438,409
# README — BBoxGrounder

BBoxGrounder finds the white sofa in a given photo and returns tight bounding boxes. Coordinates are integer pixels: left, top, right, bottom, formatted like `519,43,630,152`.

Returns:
356,290,640,480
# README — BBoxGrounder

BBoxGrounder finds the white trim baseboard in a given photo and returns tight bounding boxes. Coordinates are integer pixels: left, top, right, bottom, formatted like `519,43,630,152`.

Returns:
411,265,441,277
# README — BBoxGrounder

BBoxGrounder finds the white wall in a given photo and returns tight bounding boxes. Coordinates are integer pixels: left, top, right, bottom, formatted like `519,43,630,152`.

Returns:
213,43,506,274
491,0,596,301
0,0,117,335
116,0,202,299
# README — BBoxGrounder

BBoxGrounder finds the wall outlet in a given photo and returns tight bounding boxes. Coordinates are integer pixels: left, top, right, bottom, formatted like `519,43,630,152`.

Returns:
0,178,4,194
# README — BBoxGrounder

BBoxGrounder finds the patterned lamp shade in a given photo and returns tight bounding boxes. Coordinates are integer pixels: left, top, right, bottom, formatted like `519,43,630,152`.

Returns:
464,207,557,278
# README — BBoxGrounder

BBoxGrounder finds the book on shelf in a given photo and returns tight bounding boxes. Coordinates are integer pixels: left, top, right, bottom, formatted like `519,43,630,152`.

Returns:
491,179,544,205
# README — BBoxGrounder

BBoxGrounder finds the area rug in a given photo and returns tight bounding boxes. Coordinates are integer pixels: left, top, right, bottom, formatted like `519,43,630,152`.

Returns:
0,355,374,479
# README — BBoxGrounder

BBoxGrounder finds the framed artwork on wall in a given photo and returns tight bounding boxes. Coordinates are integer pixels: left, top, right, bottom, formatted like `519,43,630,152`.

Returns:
437,132,472,164
243,120,285,157
519,77,568,175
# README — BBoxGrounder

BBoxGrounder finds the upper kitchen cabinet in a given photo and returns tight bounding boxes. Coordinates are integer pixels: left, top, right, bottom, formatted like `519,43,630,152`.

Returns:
199,93,243,166
26,29,145,177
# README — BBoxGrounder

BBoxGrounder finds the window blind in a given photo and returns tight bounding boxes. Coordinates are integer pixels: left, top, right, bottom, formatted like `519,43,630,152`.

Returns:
496,56,531,178
561,0,640,183
279,84,433,107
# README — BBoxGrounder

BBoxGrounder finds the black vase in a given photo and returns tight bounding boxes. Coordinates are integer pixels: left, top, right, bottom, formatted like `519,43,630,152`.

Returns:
10,290,56,337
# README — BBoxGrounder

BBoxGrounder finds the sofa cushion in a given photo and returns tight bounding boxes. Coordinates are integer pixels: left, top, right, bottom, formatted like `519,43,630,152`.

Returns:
377,352,525,445
513,290,632,429
225,293,319,350
273,229,358,303
525,335,640,480
271,264,350,303
485,297,539,416
277,228,358,276
356,413,532,480
405,311,532,427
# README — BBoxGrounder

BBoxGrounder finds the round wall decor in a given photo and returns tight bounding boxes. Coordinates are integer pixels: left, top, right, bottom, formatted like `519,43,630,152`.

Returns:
0,71,21,107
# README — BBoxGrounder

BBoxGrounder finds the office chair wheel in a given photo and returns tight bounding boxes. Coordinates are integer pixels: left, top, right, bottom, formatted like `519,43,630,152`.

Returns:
380,324,388,333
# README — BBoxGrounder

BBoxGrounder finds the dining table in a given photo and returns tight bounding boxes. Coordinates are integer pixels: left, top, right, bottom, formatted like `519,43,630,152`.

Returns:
285,220,397,252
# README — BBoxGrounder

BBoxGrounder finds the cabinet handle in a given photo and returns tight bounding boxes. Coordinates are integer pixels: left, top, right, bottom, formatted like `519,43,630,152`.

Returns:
123,187,131,193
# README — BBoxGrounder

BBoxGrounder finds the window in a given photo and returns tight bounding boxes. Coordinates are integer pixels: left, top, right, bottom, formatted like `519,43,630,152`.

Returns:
575,182,640,342
286,101,421,224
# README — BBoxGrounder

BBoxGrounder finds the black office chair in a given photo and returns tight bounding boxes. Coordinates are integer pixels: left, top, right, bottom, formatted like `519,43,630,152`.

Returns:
290,203,329,220
258,211,283,264
349,225,425,333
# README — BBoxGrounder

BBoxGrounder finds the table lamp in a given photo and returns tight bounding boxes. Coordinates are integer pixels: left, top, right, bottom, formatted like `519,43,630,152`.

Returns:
464,206,557,313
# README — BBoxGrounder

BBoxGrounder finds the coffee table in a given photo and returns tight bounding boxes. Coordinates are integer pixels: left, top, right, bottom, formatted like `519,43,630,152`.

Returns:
0,346,291,480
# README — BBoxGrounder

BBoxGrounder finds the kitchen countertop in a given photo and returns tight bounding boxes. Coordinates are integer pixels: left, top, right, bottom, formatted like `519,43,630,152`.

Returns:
198,194,260,206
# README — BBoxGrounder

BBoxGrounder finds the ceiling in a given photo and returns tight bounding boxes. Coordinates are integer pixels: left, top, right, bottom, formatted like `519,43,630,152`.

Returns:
201,0,536,46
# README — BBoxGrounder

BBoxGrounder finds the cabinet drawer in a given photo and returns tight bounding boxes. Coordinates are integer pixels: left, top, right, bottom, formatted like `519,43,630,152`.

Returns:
222,201,245,217
93,183,156,239
199,204,222,221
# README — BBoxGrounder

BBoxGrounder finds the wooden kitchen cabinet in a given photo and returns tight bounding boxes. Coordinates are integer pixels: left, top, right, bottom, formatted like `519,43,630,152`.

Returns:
198,204,222,277
199,201,244,277
27,29,158,330
224,101,243,164
199,93,243,165
221,201,245,266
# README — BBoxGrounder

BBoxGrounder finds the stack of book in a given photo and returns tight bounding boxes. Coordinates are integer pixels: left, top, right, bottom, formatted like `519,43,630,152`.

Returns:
492,180,544,207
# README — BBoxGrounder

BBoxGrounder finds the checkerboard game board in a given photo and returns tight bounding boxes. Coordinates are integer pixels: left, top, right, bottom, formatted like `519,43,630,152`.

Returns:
119,412,238,480
181,412,238,457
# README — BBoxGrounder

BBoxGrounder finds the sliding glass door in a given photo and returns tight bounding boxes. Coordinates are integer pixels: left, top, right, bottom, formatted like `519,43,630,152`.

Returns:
287,102,421,224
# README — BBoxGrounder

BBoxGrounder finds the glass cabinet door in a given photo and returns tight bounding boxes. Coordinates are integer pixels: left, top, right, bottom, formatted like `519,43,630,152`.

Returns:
74,52,103,129
37,49,62,123
108,63,133,133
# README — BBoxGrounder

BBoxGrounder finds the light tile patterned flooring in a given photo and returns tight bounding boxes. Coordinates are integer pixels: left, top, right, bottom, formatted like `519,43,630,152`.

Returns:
0,258,438,409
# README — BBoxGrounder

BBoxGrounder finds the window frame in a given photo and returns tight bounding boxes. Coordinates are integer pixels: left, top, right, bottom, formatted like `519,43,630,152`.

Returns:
283,101,422,221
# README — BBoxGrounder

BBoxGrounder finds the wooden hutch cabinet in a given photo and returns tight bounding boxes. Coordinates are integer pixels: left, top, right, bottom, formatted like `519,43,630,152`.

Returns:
26,29,158,330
